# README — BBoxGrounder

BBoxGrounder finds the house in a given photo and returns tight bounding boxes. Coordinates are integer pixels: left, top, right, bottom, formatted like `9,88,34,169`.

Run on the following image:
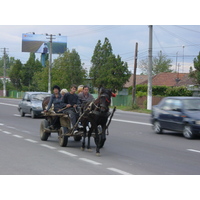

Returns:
124,74,148,88
139,72,196,87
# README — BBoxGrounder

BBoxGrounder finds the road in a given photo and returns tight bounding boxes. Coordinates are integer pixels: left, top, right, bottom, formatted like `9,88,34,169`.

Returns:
1,98,200,175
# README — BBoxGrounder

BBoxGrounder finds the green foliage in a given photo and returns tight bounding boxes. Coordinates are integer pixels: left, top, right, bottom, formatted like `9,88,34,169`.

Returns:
9,59,23,90
20,53,43,90
90,37,131,91
189,52,200,84
136,91,147,97
139,51,173,75
165,86,192,96
128,84,192,97
33,49,87,92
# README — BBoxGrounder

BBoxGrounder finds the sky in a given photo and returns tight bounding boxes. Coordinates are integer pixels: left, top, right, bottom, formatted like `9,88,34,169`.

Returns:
1,25,200,75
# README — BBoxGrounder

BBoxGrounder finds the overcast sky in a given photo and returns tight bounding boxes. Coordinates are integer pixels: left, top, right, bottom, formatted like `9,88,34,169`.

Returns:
0,25,200,74
1,1,200,75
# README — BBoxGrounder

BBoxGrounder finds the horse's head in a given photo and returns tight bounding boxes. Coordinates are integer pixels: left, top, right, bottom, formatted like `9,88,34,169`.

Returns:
98,88,112,113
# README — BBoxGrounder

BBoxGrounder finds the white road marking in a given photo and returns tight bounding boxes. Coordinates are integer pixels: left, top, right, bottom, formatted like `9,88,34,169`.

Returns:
0,102,18,107
112,119,152,126
0,123,4,126
58,150,77,157
2,131,11,134
40,144,57,150
107,168,132,175
6,126,15,129
13,134,23,138
25,139,38,143
22,130,31,134
14,114,21,117
187,149,200,153
79,158,102,165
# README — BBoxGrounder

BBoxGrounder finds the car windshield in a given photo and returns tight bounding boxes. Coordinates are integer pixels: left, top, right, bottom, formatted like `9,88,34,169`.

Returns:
31,94,50,101
183,99,200,110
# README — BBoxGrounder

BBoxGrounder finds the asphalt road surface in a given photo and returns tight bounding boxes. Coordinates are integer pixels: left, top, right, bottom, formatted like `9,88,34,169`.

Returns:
1,98,200,175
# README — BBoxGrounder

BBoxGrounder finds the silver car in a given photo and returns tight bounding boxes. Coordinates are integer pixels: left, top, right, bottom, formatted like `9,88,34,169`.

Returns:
18,92,51,118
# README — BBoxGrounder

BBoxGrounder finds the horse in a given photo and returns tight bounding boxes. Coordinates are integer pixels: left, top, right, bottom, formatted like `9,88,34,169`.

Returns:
80,88,113,156
42,96,51,110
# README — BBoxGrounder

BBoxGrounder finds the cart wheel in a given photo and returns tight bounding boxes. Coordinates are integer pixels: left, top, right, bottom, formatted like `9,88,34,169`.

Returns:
40,119,49,141
59,127,68,147
74,135,82,142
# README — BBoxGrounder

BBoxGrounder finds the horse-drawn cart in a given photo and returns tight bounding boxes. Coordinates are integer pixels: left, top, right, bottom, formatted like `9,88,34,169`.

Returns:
40,112,82,147
40,88,116,155
40,106,116,150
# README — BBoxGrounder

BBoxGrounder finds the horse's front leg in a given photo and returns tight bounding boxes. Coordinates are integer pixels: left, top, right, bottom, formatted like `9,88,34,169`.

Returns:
81,124,86,151
95,126,101,156
87,124,93,152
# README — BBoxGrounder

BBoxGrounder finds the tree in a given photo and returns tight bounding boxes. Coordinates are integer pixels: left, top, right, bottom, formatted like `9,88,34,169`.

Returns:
139,51,173,75
9,59,23,90
90,37,131,91
20,53,43,90
189,52,200,84
33,49,87,91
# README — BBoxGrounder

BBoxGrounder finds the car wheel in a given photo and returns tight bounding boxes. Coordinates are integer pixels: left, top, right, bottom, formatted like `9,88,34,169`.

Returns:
20,109,25,117
31,110,35,119
153,120,163,134
183,125,195,139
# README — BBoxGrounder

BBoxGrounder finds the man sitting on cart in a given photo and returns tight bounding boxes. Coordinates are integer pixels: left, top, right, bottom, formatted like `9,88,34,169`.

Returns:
45,85,63,129
62,84,80,134
78,85,94,105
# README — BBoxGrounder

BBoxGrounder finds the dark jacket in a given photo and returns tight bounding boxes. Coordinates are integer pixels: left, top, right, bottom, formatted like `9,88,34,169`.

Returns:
62,92,80,107
46,93,63,112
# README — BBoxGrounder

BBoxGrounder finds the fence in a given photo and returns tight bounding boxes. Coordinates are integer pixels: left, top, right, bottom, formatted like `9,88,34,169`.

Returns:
112,95,163,108
0,90,25,98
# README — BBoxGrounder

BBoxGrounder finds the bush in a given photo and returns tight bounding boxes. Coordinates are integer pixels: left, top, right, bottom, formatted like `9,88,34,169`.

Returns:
165,86,192,96
128,85,192,97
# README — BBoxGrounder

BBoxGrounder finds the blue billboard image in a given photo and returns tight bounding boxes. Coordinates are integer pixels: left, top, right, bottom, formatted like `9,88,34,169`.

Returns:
22,33,67,54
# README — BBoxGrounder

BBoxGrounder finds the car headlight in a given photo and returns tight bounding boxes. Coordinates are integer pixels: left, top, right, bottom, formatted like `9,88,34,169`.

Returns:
195,120,200,125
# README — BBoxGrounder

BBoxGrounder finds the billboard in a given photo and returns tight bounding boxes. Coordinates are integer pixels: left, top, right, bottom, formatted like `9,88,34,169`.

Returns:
22,33,67,54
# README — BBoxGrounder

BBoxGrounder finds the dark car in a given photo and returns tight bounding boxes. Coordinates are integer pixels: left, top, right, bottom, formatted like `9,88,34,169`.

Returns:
151,97,200,139
18,92,51,118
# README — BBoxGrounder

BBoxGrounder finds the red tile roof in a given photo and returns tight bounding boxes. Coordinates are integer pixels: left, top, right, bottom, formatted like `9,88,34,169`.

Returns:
124,74,148,88
140,72,195,86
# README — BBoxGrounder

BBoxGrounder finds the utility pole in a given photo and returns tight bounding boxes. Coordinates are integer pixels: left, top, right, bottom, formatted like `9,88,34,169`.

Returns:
1,48,8,97
46,34,55,93
132,42,138,108
147,25,153,110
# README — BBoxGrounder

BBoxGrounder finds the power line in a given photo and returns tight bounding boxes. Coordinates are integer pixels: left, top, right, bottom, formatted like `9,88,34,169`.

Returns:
174,25,200,34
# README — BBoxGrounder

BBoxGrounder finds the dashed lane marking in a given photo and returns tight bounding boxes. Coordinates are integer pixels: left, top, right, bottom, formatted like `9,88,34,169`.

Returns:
112,119,152,126
79,158,102,165
25,139,38,143
187,149,200,154
14,114,21,117
107,168,132,175
58,150,77,157
0,102,18,107
2,131,11,134
0,123,4,126
40,144,57,150
13,134,23,138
